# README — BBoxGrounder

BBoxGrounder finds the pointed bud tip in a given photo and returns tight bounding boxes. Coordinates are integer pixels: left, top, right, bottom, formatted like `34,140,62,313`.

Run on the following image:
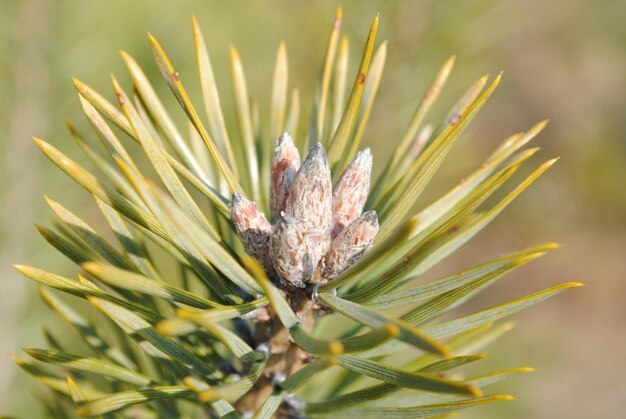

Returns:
276,132,294,146
361,210,378,224
301,142,329,168
359,147,372,156
354,147,373,164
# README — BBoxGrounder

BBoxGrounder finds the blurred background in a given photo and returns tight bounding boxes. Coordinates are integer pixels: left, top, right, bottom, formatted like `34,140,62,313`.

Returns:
1,0,624,417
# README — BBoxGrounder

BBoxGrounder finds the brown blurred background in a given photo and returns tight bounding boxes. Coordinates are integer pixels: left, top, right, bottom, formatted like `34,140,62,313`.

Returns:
1,0,624,417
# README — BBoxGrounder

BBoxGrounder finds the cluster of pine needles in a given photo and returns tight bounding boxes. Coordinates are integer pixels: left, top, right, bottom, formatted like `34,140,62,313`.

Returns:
13,7,581,418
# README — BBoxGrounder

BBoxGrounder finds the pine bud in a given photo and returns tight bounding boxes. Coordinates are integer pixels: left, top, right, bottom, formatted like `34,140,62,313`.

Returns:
269,216,316,288
331,148,372,238
270,132,301,221
230,193,273,273
322,210,379,280
285,142,332,256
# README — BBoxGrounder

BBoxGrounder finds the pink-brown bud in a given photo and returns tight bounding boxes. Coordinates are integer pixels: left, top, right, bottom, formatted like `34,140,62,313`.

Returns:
331,148,372,238
285,142,332,255
269,216,317,288
270,132,301,221
230,193,273,273
322,210,379,280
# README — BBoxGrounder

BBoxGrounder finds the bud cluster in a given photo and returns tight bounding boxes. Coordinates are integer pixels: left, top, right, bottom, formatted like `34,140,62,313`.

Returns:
230,133,378,288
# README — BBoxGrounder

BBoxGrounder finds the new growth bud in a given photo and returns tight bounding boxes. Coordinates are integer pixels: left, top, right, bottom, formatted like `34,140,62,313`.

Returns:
230,193,274,273
270,133,301,221
331,148,372,238
269,216,316,288
285,142,332,259
323,211,379,280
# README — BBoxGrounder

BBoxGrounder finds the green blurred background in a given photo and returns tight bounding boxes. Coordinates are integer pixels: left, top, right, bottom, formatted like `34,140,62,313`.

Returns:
1,0,624,417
